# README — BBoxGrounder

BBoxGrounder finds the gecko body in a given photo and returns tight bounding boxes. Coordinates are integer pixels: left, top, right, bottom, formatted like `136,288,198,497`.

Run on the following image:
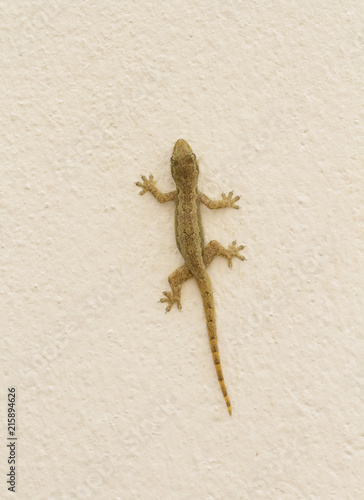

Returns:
136,139,245,415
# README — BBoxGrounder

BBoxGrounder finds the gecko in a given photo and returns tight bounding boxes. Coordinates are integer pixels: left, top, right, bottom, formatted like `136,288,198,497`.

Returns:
136,139,245,415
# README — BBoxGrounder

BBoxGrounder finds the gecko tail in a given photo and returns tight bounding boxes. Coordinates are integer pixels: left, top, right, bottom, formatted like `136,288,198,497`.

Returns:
196,273,232,416
210,337,232,416
218,374,232,416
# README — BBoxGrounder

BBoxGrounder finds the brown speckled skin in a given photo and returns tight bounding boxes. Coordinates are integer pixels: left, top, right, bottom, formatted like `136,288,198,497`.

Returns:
136,139,245,415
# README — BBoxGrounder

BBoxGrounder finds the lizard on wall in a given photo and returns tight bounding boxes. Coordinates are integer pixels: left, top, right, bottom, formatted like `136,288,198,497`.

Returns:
136,139,245,415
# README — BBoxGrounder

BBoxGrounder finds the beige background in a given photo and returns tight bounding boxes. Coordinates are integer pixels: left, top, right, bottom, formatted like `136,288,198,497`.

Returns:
1,1,363,499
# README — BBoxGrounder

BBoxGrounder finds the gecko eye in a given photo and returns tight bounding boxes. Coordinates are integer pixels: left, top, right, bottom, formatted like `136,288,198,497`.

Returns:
191,153,196,160
170,156,175,164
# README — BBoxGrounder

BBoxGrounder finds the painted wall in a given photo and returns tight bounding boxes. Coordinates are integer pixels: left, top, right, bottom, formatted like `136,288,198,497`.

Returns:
1,1,362,498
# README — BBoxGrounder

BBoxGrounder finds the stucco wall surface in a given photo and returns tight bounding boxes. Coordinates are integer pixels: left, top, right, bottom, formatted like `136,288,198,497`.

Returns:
1,1,363,499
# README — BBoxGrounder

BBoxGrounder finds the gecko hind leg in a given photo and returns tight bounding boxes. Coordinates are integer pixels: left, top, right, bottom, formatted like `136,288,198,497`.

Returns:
160,240,245,312
160,265,192,312
203,240,246,269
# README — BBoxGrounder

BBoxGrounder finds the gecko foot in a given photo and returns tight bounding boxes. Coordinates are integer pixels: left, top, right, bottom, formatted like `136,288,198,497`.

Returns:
160,290,182,312
221,191,241,209
226,240,246,268
135,174,156,195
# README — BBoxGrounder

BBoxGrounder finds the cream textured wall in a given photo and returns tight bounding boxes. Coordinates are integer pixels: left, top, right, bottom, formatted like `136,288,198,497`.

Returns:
1,1,363,499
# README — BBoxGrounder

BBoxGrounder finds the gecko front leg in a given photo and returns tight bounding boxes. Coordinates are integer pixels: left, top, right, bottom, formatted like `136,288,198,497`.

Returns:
199,190,240,209
160,240,245,312
136,174,176,203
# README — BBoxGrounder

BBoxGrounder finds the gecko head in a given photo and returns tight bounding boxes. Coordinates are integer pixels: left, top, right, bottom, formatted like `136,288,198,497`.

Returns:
170,139,199,187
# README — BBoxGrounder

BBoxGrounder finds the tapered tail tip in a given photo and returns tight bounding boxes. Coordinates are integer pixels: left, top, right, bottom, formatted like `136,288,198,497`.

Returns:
225,396,232,415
